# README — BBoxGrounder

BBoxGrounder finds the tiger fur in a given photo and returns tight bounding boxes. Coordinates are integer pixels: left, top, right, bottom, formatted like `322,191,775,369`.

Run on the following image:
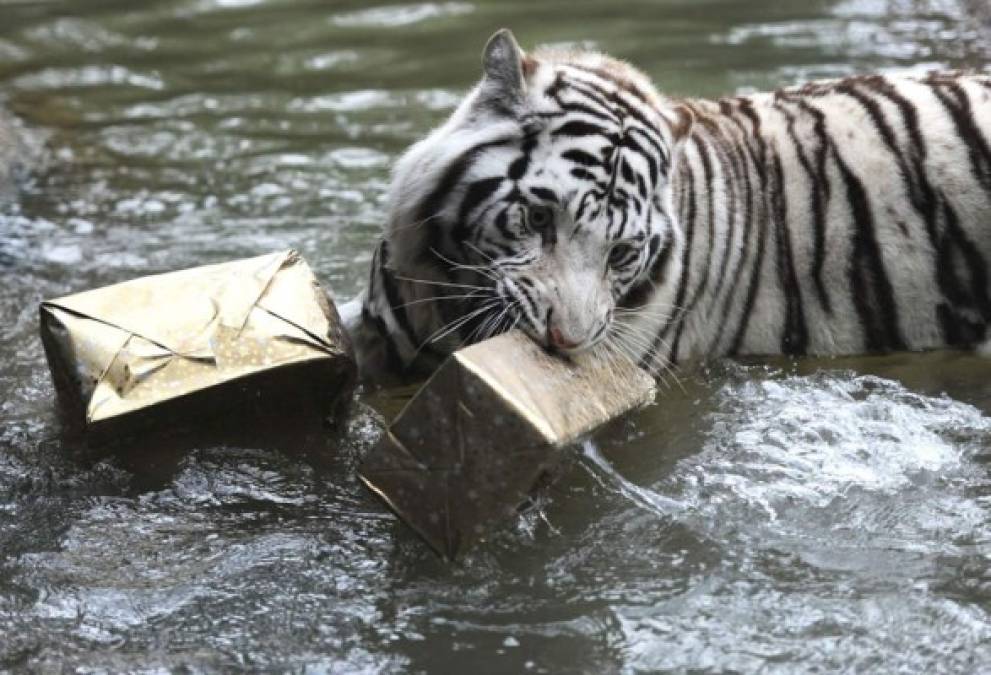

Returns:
341,29,991,381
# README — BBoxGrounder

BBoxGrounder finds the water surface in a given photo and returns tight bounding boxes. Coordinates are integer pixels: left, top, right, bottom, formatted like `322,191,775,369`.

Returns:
2,0,991,671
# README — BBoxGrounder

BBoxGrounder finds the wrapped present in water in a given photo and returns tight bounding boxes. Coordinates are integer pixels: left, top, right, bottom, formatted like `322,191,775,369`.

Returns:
40,250,356,442
359,330,655,560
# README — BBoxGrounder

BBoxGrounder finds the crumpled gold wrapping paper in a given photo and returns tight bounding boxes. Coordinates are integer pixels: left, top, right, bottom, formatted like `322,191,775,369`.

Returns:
40,250,355,440
359,330,655,560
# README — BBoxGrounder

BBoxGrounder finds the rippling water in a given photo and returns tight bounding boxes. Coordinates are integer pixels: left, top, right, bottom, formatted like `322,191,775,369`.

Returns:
2,0,991,671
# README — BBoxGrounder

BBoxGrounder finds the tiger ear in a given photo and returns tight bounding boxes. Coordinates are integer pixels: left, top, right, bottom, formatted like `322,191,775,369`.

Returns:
482,29,529,104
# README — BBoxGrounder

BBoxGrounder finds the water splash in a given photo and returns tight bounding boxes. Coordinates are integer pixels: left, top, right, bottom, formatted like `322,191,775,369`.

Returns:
668,373,991,544
579,439,685,519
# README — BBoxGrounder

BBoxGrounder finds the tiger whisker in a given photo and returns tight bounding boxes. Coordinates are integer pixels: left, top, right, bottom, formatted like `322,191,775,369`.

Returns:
616,298,685,311
595,339,622,371
614,312,674,328
465,241,535,269
463,302,506,348
393,273,488,291
479,307,505,339
610,320,671,365
608,322,685,393
390,290,491,311
599,338,637,380
426,300,501,347
449,263,499,283
412,301,498,360
464,241,497,264
429,247,500,282
614,307,675,319
485,300,519,340
505,311,522,337
609,335,675,393
609,330,661,375
604,329,645,369
614,305,678,321
390,211,444,232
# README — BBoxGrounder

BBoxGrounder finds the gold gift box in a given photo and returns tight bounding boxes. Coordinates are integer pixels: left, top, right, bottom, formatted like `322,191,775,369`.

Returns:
359,330,655,560
40,250,356,442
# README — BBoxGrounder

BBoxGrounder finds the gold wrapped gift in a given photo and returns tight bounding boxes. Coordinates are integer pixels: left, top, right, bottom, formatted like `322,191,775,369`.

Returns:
359,330,655,560
40,250,356,442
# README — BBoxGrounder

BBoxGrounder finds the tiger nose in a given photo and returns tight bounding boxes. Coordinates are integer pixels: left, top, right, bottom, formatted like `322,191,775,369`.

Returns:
548,325,580,350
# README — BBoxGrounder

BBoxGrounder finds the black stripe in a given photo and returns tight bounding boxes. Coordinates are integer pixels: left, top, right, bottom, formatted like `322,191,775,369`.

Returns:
831,79,985,344
620,157,635,184
835,152,906,352
569,63,653,106
454,177,504,242
562,69,670,165
787,84,905,350
575,188,602,223
928,77,991,193
508,155,528,180
571,167,606,187
544,71,566,99
548,77,623,124
628,127,667,177
415,138,514,226
552,120,614,139
644,147,698,367
567,66,669,162
514,277,541,329
529,186,560,203
635,171,648,200
937,196,991,345
415,137,515,274
705,125,738,310
894,76,991,342
771,146,808,354
711,102,758,355
729,101,771,355
686,134,717,320
508,137,538,180
863,77,938,242
618,132,661,186
775,95,833,314
376,242,424,351
833,81,931,237
561,148,603,168
543,101,620,125
609,201,630,240
362,306,405,373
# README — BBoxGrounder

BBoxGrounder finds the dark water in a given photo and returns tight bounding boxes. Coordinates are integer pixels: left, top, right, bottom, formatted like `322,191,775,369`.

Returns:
3,0,991,671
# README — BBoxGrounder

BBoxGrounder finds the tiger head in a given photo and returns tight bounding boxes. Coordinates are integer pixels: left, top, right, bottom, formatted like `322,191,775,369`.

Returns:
373,29,693,368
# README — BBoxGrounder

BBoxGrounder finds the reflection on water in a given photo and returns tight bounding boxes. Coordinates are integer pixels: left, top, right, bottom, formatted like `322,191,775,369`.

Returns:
2,0,991,671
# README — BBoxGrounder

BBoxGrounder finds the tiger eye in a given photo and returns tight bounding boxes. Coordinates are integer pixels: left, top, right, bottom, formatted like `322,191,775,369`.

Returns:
527,205,554,230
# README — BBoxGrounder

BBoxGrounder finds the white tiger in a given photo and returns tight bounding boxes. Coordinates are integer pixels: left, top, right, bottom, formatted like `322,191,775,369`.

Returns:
342,29,991,381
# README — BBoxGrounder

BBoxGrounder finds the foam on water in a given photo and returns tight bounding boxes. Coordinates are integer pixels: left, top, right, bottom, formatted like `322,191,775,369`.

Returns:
671,373,991,543
578,369,991,671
